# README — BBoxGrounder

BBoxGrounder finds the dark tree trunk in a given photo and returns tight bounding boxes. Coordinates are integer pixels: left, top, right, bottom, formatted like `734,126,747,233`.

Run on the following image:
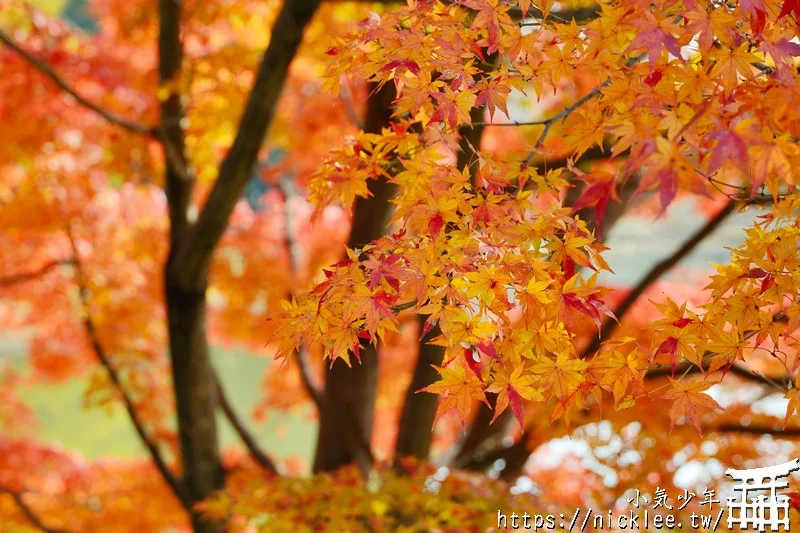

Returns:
165,279,225,533
450,393,511,468
157,1,322,530
392,321,445,459
158,1,224,531
313,83,396,473
392,99,487,461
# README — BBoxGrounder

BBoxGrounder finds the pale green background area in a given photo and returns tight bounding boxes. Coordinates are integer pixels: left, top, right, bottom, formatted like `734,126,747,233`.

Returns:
12,347,316,462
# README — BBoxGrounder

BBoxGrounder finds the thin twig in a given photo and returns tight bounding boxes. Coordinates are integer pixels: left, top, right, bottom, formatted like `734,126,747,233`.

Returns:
276,175,325,409
645,358,787,390
0,259,75,288
296,346,324,409
339,83,365,130
67,232,190,510
473,119,550,127
523,54,644,166
0,487,69,533
0,29,155,136
580,199,737,359
213,373,279,473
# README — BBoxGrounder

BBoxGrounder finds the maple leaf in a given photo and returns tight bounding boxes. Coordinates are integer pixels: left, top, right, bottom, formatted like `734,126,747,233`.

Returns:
706,330,748,372
654,336,679,373
636,136,686,215
460,0,512,53
779,0,800,19
750,141,792,195
380,59,421,76
707,45,761,91
562,293,615,334
566,108,606,160
532,352,588,401
570,171,618,236
663,379,722,434
590,349,647,405
360,291,399,336
475,67,513,120
785,386,800,427
487,365,542,427
419,365,488,426
685,7,737,53
428,87,478,129
626,11,684,66
708,129,749,175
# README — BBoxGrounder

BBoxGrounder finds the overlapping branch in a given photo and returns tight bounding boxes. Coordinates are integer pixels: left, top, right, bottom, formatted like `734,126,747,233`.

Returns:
67,235,191,510
158,0,194,240
0,259,75,288
213,374,279,473
581,200,738,359
169,0,323,291
714,423,800,437
0,29,155,136
0,487,69,533
276,176,324,410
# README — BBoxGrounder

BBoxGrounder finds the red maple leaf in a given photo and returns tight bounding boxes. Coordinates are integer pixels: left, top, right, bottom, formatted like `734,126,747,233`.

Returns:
626,12,684,66
779,0,800,19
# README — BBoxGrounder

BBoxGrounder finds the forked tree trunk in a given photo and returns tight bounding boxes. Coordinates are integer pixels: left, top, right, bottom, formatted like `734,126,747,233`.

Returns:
159,1,323,530
159,0,225,530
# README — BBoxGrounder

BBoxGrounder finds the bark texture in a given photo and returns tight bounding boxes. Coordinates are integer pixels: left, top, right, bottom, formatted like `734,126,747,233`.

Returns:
160,1,322,530
313,83,396,473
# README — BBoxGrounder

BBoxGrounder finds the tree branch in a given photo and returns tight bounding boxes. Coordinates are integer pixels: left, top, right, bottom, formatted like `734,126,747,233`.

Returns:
67,236,190,510
276,174,325,410
213,373,279,473
645,355,789,390
276,175,303,282
313,82,393,474
581,199,737,359
524,54,643,165
0,29,155,136
394,55,496,460
714,423,800,437
0,259,75,288
169,0,322,292
158,0,194,242
467,314,787,477
296,345,324,409
449,394,512,468
0,487,69,533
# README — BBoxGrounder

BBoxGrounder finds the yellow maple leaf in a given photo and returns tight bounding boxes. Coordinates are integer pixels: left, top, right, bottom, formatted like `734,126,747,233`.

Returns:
663,379,722,434
532,351,587,401
420,365,487,426
487,365,543,426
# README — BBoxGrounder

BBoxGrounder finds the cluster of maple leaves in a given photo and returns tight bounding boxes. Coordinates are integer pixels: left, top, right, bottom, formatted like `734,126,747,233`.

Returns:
275,0,800,433
2,0,800,529
199,459,542,532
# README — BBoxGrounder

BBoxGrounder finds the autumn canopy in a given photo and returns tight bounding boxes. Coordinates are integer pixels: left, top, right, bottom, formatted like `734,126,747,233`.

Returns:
1,0,800,530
